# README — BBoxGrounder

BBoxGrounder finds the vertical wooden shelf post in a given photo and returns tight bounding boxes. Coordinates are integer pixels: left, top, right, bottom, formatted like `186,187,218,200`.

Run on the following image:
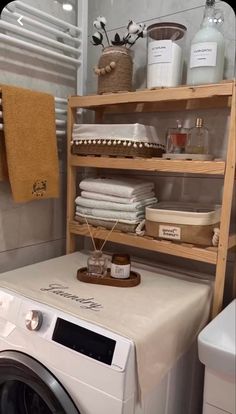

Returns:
66,101,77,253
212,82,236,317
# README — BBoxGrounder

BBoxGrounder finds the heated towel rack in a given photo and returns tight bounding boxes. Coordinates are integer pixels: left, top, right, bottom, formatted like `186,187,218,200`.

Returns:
0,0,88,135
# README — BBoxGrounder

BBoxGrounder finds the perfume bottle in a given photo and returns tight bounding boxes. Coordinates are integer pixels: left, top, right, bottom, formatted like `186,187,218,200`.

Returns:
87,250,107,277
186,118,209,154
166,121,189,154
187,0,225,85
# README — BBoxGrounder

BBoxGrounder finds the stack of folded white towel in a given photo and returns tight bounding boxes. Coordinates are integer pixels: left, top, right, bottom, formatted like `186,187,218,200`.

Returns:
75,177,157,229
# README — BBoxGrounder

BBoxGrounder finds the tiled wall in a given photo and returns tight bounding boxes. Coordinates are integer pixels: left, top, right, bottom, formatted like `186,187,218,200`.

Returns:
86,0,236,298
0,0,77,272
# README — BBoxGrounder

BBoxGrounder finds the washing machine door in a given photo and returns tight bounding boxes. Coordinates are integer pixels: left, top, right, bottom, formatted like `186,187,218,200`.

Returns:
0,350,80,414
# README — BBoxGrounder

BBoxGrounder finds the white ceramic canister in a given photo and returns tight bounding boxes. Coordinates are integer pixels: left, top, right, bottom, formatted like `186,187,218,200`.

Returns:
147,22,187,88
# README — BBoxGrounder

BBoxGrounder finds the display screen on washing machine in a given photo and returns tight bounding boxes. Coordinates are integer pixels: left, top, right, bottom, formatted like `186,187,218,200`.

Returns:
52,318,116,365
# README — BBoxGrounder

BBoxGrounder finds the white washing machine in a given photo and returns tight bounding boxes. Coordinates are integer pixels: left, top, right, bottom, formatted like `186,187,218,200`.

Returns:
0,253,211,414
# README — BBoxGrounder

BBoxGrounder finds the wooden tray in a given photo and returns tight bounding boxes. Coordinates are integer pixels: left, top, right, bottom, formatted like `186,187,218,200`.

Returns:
77,267,140,287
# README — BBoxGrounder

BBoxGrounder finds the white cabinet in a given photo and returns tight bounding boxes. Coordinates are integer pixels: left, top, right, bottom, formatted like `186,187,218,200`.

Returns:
199,300,236,414
202,369,235,414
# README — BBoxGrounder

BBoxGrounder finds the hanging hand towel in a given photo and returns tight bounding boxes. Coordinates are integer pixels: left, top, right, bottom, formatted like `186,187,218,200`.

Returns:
0,131,8,182
1,84,59,202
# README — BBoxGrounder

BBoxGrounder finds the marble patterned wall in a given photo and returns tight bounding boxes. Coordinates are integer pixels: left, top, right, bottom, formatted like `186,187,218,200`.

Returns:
0,0,78,272
86,0,236,299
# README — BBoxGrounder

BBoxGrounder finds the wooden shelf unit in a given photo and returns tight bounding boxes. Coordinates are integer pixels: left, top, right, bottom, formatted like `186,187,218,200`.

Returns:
67,81,236,318
70,155,225,175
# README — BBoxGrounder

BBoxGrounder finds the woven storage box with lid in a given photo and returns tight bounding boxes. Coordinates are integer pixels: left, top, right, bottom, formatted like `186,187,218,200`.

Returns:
71,123,165,158
145,202,221,246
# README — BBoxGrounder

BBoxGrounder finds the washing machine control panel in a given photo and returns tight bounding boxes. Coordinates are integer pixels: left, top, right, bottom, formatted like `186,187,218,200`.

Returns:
52,317,116,366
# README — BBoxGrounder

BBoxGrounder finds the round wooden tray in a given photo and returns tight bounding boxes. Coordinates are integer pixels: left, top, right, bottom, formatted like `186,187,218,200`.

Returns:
77,267,140,287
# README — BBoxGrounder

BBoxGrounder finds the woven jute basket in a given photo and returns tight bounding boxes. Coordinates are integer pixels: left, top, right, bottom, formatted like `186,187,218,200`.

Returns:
96,46,133,94
72,140,165,158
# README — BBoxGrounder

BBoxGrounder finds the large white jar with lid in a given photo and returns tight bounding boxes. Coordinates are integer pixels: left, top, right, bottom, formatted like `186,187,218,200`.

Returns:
187,0,225,85
147,22,187,88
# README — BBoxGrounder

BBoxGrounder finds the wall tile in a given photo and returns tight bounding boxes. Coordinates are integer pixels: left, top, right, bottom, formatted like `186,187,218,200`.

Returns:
0,238,65,274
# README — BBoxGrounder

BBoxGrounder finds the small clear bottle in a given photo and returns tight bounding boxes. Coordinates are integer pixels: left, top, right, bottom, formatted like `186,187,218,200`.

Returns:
186,118,209,154
187,0,225,85
87,250,107,277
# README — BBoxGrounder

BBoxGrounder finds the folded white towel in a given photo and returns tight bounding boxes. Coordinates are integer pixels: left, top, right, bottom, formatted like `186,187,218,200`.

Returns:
80,190,155,204
75,196,157,211
76,206,144,221
75,212,142,225
79,177,154,198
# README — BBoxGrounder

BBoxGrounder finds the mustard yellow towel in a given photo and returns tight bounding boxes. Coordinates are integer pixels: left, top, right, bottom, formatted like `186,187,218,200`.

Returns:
1,85,59,202
0,131,8,182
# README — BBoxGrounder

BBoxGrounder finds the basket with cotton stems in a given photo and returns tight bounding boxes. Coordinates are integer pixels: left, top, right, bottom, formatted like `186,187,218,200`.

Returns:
91,17,147,94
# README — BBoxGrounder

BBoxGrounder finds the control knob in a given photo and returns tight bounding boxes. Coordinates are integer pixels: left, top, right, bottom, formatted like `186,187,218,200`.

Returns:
25,310,43,331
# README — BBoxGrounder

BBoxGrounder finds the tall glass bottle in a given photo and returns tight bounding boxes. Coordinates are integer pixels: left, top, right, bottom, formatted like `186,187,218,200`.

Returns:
187,0,225,85
186,118,209,155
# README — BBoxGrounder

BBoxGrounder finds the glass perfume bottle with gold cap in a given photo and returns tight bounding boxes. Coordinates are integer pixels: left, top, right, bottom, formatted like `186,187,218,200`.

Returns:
186,117,209,155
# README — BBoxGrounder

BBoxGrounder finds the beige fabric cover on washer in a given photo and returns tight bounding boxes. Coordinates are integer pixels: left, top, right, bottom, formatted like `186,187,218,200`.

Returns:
0,252,212,402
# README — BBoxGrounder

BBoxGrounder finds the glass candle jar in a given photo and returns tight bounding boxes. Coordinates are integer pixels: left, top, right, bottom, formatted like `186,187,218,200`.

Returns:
110,254,131,279
147,22,187,88
87,250,107,277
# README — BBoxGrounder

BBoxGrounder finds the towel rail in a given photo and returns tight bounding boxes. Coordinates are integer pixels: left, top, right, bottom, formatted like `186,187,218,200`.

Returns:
55,108,67,114
0,21,80,56
54,98,67,104
7,1,80,34
1,9,80,44
0,34,81,65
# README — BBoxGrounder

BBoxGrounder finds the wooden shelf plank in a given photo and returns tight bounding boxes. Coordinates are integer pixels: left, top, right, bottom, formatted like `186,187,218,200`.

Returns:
69,221,218,264
104,96,231,114
68,81,233,110
70,155,225,175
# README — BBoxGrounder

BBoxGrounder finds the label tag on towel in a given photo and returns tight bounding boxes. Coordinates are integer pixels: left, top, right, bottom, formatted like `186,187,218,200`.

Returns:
159,225,181,240
32,180,47,197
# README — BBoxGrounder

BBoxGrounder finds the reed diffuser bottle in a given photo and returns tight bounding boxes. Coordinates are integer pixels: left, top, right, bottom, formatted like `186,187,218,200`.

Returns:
187,0,225,85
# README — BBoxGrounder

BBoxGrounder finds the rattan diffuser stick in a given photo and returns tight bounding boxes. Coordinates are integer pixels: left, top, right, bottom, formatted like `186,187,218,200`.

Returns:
99,220,118,252
84,217,97,251
84,217,118,252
